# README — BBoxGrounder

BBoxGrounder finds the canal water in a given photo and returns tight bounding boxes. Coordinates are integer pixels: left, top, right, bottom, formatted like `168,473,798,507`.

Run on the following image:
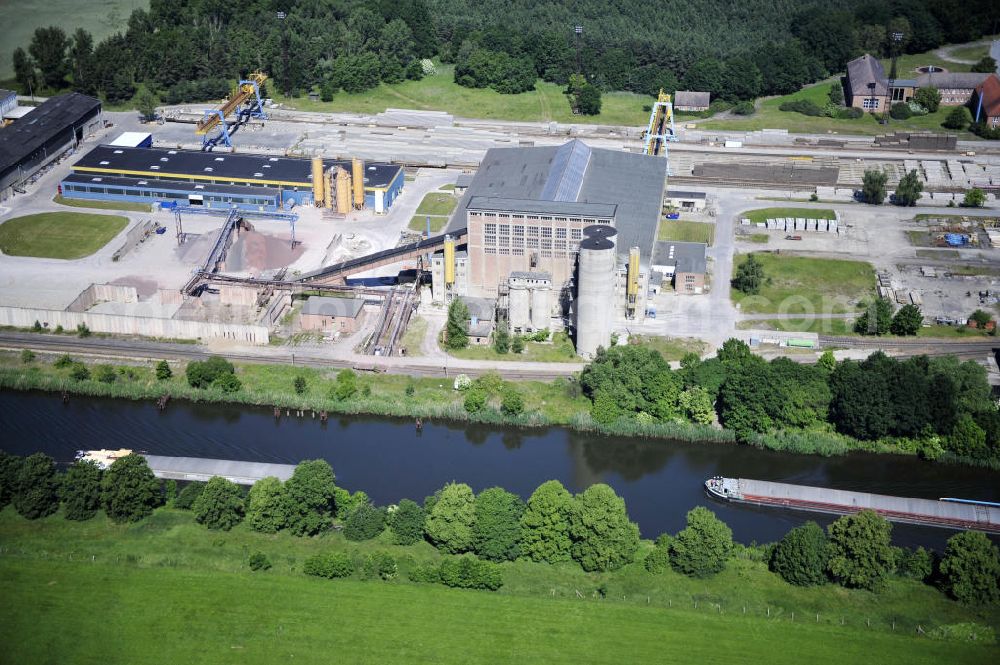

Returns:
2,390,997,550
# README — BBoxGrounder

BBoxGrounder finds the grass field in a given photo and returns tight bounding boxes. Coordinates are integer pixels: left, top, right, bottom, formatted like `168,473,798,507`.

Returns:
748,234,770,244
398,316,428,356
408,214,449,233
947,43,991,62
743,208,836,224
657,220,715,245
415,192,459,217
0,0,150,80
739,317,857,336
275,64,651,126
54,194,151,213
628,336,709,361
0,509,995,664
0,212,128,259
731,254,875,315
446,332,580,363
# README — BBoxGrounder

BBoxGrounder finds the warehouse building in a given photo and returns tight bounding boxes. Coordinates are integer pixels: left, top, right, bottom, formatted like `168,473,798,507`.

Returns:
61,143,404,212
651,241,708,294
300,296,365,334
0,92,102,199
665,190,707,211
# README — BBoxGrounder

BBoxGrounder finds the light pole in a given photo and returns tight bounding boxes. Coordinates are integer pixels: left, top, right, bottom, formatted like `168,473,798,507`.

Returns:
574,26,583,76
884,31,904,124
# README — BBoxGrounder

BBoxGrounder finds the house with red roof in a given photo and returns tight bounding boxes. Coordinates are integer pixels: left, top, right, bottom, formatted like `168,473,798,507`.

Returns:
973,74,1000,128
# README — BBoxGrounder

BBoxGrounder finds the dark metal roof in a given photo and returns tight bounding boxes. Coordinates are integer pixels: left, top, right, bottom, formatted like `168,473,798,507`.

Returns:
667,190,707,199
0,92,101,175
584,224,617,238
580,237,615,251
652,241,707,274
302,296,364,318
467,196,616,218
61,172,281,197
298,228,468,282
73,145,401,188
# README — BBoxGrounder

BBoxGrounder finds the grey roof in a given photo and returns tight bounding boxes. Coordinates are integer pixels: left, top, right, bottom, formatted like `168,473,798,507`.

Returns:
0,92,101,177
674,91,711,107
0,89,15,101
847,54,888,97
459,296,495,321
666,190,707,200
143,455,294,484
894,79,917,87
302,296,364,318
916,72,990,89
652,241,707,274
455,173,474,187
510,271,552,282
450,139,667,263
467,196,616,218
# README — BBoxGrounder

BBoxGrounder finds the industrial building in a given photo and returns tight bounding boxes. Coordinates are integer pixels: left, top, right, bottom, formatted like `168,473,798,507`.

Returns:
674,91,711,112
0,92,102,199
60,143,404,212
0,89,16,124
300,296,365,334
665,190,707,211
432,139,668,357
651,241,708,294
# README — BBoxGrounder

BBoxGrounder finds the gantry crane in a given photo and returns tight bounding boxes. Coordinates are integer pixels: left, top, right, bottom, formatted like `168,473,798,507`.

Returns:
196,71,268,150
642,89,678,166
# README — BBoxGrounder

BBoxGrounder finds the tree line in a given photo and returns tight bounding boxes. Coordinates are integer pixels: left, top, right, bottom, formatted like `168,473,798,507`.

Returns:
10,0,999,110
580,340,1000,464
2,449,997,606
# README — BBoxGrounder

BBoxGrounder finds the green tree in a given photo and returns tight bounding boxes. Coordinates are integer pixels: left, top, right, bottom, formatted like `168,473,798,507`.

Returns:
732,253,765,295
463,388,487,413
569,484,640,572
294,375,307,395
283,459,337,536
679,387,714,424
862,168,888,204
174,481,205,510
511,335,525,353
155,360,172,380
334,487,370,520
770,521,830,586
0,451,22,509
818,350,837,374
472,487,524,562
890,304,923,336
913,87,941,113
670,506,733,577
344,503,386,541
425,482,476,553
445,298,470,349
68,28,96,95
828,83,844,105
493,321,510,354
500,388,524,416
70,363,90,381
943,106,971,130
576,83,602,115
246,476,288,533
332,369,358,400
186,356,235,388
389,498,425,545
363,551,398,580
133,86,158,121
946,413,987,457
827,510,895,591
13,453,60,520
520,480,575,563
962,188,986,208
94,364,117,384
12,47,37,95
894,169,923,206
939,530,1000,605
970,309,992,329
100,453,161,523
644,544,671,573
212,372,242,393
897,546,933,581
29,26,70,88
192,476,244,531
854,298,893,335
61,460,102,521
971,56,997,73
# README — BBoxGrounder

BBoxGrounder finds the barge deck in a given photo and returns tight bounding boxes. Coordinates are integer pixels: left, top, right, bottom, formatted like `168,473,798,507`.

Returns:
705,477,999,534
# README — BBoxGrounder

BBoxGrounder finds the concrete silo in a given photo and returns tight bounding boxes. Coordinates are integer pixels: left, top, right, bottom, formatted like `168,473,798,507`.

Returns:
530,284,550,331
575,230,617,358
509,281,531,330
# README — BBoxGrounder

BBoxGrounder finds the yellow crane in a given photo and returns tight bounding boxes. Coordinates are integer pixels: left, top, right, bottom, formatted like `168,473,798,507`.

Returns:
196,71,268,149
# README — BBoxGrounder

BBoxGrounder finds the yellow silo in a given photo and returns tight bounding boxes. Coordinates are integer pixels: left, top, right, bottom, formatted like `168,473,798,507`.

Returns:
335,167,352,215
311,156,324,207
323,168,333,209
352,158,365,209
627,246,640,298
444,235,456,286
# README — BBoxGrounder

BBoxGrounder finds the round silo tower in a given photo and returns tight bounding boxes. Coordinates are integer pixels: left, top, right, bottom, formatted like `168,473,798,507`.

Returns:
575,231,617,358
508,280,530,330
529,283,550,331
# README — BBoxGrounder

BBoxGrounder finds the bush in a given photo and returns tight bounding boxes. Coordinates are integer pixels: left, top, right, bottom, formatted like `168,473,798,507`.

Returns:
69,363,91,381
76,323,91,337
389,498,425,545
248,551,271,572
889,102,912,120
174,482,206,510
943,106,972,130
778,99,822,116
54,354,74,369
20,349,35,363
896,546,932,581
343,503,386,541
644,545,670,573
13,453,60,520
511,335,525,353
670,506,733,577
212,372,242,393
94,364,117,384
453,374,472,391
836,106,864,119
500,389,524,416
438,555,504,590
303,552,355,579
770,521,830,586
733,100,755,115
363,551,398,581
186,356,236,389
332,369,357,400
914,87,941,113
155,360,172,380
407,562,441,584
939,530,1000,605
463,389,487,413
192,476,245,531
294,375,307,395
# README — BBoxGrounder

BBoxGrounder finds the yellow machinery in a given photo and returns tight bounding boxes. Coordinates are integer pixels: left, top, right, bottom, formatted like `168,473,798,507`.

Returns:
642,89,677,157
443,235,456,286
352,158,365,209
626,246,640,318
335,167,352,214
311,157,325,206
195,71,268,149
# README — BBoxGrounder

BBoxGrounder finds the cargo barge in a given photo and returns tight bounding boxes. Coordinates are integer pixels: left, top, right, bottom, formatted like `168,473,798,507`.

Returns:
705,477,1000,534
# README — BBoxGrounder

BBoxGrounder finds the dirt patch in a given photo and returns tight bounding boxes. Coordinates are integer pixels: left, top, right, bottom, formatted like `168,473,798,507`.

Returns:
108,276,160,298
226,230,305,272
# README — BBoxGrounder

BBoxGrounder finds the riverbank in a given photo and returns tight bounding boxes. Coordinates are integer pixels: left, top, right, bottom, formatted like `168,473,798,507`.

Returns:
0,350,993,469
0,508,994,664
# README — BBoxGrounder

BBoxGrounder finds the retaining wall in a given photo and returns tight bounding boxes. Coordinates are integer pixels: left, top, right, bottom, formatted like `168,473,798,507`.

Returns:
66,283,139,313
0,306,269,344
